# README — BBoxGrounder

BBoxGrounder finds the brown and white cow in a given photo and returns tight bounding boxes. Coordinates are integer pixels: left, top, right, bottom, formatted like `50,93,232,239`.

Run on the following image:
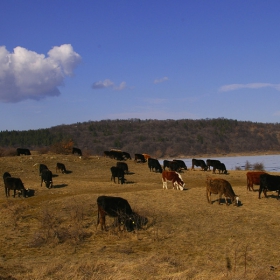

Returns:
162,170,185,190
246,171,267,191
206,177,239,206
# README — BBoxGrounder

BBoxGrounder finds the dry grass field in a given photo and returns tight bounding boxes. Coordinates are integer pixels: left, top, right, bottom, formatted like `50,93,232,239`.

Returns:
0,153,280,280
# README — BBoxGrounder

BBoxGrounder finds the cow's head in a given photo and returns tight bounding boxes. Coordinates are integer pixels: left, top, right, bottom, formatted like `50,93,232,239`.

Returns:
234,196,239,206
175,172,185,190
45,180,53,189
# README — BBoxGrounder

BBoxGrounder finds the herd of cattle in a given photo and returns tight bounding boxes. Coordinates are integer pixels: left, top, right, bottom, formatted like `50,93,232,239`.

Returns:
2,148,280,232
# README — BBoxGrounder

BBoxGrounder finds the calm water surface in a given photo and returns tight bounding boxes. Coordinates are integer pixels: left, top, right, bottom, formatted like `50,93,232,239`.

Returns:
160,155,280,172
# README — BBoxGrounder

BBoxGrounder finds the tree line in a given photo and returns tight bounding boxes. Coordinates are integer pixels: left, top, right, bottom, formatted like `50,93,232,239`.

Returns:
0,118,280,158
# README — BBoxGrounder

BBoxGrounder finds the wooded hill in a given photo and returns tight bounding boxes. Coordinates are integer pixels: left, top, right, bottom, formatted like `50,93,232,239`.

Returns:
1,118,280,158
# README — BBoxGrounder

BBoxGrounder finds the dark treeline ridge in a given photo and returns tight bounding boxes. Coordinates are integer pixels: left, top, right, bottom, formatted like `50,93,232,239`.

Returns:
1,118,280,158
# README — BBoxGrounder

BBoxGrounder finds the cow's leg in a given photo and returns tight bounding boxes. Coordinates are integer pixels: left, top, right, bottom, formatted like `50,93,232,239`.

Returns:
206,190,211,203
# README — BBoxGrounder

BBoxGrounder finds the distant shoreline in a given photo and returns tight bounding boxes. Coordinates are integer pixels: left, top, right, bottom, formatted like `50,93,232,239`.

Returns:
169,151,280,159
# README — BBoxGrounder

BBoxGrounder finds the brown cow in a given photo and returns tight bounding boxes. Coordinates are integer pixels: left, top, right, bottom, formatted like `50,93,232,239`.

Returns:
206,177,239,206
162,170,185,190
246,171,267,191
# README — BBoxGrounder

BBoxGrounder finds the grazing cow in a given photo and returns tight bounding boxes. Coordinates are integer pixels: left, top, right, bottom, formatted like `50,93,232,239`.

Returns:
4,177,27,197
192,159,208,171
110,150,125,161
162,170,185,190
122,151,132,160
56,162,66,174
206,159,221,171
259,174,280,199
212,162,227,174
110,166,125,184
173,159,188,170
206,177,239,206
246,171,267,191
148,158,163,173
116,162,129,174
16,148,31,156
134,153,146,163
39,164,49,175
72,147,82,156
41,169,53,188
96,196,136,231
163,160,180,171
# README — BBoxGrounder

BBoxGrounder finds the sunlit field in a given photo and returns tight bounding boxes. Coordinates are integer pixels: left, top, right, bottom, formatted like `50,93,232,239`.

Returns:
0,153,279,280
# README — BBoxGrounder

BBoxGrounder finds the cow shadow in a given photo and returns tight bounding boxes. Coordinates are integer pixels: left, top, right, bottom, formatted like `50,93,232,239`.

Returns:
126,172,135,175
52,174,59,178
52,184,68,189
65,170,72,174
211,198,243,207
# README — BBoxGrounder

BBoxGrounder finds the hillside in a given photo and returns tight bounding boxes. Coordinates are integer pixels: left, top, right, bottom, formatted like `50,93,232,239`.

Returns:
1,118,280,158
0,154,280,279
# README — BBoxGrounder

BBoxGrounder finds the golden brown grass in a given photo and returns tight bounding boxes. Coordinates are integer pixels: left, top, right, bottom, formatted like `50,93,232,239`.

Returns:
0,153,280,279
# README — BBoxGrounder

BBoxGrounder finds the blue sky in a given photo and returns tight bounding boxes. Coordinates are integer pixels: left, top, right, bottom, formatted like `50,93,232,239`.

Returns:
1,0,280,131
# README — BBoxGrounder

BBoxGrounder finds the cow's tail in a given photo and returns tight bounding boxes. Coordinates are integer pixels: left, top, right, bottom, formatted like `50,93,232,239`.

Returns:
96,206,100,229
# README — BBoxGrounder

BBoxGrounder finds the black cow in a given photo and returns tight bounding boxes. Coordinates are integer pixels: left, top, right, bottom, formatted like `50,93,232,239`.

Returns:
192,159,207,171
116,162,129,174
72,147,82,156
4,177,27,197
96,196,137,232
110,150,125,161
39,164,49,176
16,148,31,156
3,172,11,180
259,174,280,199
122,151,132,160
56,162,66,173
41,169,53,188
134,153,146,163
104,151,112,157
110,166,125,184
163,160,180,172
206,159,221,171
148,158,162,173
213,162,227,174
173,159,188,170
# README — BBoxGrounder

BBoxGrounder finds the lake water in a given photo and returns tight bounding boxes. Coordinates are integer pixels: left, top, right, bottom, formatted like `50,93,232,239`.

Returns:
159,155,280,172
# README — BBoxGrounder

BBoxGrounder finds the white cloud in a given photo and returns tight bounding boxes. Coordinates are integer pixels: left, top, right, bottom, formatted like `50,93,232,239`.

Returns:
92,79,127,91
153,76,169,84
219,83,280,92
0,44,81,103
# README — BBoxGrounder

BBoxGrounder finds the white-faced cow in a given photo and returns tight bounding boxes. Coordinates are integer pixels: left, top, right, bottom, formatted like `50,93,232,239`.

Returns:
259,173,280,199
110,166,125,184
162,170,185,190
56,162,67,174
206,177,239,206
96,196,137,232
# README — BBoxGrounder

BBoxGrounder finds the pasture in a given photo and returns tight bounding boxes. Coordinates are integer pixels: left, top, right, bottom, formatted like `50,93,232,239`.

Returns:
0,153,279,280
